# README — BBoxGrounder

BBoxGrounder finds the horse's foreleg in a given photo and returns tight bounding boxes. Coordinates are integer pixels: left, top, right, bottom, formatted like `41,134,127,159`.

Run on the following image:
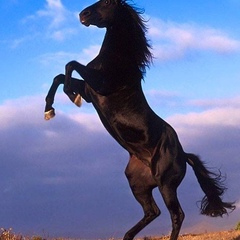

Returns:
124,156,160,240
65,61,113,95
44,74,87,120
45,74,65,120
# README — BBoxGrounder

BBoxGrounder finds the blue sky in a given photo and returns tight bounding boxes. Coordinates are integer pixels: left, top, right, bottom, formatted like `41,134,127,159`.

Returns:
0,0,240,239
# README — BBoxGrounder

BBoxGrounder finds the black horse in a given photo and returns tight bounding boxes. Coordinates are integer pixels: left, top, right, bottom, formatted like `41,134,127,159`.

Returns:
44,0,235,239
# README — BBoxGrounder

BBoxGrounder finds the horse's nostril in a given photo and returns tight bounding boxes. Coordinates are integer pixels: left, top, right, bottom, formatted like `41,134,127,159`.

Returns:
80,9,91,26
82,10,91,17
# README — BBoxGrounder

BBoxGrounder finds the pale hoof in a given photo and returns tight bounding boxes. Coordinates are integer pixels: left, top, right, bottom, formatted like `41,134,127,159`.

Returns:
44,108,55,120
74,94,82,107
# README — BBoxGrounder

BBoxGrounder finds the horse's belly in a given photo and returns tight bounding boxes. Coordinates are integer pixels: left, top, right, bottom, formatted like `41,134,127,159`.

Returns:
110,121,155,165
114,121,146,143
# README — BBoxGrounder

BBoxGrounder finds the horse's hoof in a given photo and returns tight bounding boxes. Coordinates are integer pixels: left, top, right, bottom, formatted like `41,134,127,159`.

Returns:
44,109,55,120
74,94,82,107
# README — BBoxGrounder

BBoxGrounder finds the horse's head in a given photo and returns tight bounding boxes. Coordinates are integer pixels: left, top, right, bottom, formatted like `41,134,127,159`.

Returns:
80,0,123,28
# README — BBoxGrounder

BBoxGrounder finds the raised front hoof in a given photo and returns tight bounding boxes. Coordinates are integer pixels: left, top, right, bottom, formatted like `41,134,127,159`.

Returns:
44,108,55,120
74,94,82,107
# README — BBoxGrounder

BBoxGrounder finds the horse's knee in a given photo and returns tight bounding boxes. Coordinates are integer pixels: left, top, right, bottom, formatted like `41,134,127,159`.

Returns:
53,74,65,84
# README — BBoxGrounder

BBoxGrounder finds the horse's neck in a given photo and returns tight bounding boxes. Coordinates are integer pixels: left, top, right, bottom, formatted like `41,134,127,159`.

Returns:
100,24,129,55
88,23,143,84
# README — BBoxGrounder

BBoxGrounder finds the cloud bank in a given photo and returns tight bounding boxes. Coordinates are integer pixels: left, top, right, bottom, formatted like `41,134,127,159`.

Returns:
0,94,239,238
148,17,240,61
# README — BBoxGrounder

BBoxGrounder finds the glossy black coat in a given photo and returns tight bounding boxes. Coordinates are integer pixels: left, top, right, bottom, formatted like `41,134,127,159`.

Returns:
44,1,235,239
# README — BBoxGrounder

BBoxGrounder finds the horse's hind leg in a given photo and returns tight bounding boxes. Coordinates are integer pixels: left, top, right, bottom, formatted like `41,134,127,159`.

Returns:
152,152,186,239
124,155,159,240
159,185,185,240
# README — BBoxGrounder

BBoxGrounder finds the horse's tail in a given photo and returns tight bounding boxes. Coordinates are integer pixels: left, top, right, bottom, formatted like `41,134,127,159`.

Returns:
186,153,235,217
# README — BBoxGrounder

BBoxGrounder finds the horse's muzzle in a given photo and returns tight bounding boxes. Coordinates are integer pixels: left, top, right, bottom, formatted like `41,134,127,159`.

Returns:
79,9,91,26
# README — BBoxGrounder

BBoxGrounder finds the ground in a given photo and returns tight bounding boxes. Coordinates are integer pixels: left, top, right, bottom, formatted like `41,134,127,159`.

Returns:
1,229,240,240
153,230,240,240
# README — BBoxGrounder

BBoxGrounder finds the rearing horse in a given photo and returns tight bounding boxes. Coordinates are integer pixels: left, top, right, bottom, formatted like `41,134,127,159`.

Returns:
44,1,235,239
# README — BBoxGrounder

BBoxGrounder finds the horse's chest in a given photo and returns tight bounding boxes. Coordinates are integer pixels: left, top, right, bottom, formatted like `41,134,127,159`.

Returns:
90,91,154,157
102,106,149,148
112,114,146,142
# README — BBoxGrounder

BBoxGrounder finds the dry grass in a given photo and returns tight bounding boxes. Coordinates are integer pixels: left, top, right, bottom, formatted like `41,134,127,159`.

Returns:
147,230,240,240
1,228,240,240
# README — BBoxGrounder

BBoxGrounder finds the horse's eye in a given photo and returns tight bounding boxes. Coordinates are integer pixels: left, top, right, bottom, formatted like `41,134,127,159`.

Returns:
105,0,110,5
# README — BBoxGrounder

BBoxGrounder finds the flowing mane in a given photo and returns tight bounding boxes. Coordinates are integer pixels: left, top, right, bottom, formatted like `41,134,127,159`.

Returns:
117,1,153,77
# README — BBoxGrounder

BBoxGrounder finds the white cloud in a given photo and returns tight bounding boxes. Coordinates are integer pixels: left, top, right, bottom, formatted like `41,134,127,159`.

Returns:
189,96,240,109
145,89,184,111
168,107,240,128
21,0,79,42
68,112,104,132
82,45,101,60
10,35,35,49
166,104,240,145
148,17,240,61
50,27,78,41
165,100,240,176
33,0,67,28
0,96,43,129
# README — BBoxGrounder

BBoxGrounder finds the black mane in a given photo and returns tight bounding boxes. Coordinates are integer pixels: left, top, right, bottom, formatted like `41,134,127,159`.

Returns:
117,1,153,77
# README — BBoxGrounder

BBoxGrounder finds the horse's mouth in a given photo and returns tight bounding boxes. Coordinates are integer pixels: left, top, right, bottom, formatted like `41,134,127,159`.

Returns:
80,17,90,27
80,18,106,28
